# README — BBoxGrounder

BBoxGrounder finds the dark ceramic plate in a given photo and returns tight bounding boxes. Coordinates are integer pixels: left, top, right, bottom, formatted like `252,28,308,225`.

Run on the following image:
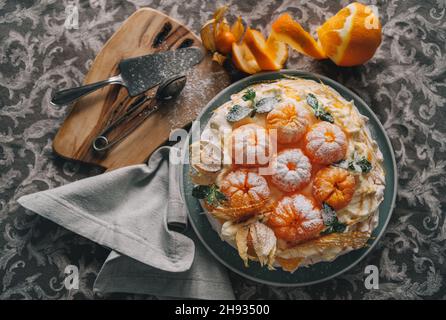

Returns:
180,70,397,286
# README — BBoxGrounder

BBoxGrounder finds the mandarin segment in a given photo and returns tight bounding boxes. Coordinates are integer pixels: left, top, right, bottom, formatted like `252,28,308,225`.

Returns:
266,32,289,66
313,167,356,210
232,42,261,74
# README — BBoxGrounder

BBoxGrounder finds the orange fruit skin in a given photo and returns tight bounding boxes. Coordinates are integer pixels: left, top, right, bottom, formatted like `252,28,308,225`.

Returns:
220,170,270,209
313,167,356,210
317,2,382,66
232,42,261,74
266,32,289,66
215,30,236,54
244,28,282,70
267,194,324,244
340,4,382,66
271,13,326,60
316,9,347,59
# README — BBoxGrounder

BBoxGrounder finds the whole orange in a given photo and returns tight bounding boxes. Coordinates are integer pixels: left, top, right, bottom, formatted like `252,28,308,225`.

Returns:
317,2,382,66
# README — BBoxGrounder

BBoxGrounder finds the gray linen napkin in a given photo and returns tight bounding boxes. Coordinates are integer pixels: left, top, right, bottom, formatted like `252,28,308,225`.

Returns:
18,144,234,300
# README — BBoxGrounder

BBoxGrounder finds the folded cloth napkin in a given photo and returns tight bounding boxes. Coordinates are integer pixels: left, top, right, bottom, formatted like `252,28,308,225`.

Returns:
18,143,235,300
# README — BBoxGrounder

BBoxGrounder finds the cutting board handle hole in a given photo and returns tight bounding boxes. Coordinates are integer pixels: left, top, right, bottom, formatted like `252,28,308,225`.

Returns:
153,22,172,48
178,38,194,49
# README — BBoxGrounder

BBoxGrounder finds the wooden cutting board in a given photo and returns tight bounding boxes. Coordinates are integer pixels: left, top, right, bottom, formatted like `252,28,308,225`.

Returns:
53,8,230,171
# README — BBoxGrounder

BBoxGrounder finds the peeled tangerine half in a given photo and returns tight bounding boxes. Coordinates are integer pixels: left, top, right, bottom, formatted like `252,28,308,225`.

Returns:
266,101,311,144
317,2,382,66
304,122,348,165
267,194,324,244
271,13,326,60
218,170,271,220
231,124,270,167
313,167,356,210
271,149,312,193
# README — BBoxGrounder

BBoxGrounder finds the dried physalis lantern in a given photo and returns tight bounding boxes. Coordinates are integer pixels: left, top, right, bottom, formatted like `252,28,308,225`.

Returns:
200,19,216,52
200,6,245,65
232,221,277,269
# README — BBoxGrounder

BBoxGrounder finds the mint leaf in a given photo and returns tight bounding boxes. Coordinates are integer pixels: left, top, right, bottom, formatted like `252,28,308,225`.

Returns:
227,89,264,121
206,184,227,206
255,97,278,113
215,189,227,202
357,158,372,173
347,157,372,173
192,185,210,199
229,89,277,120
306,93,334,123
192,184,227,207
242,89,256,102
318,111,334,123
320,202,346,235
226,104,252,122
321,202,337,225
306,93,319,109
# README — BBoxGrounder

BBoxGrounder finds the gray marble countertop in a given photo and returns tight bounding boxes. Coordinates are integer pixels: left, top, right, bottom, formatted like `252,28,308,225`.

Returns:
0,0,445,299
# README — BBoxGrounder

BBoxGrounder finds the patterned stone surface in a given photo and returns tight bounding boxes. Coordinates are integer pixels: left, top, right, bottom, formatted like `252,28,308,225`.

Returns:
0,0,445,299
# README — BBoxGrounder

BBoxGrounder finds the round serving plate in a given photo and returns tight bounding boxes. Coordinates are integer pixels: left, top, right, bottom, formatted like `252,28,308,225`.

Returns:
180,70,397,286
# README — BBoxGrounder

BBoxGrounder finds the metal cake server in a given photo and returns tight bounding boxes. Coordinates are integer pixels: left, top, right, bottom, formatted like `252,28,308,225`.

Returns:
50,47,203,106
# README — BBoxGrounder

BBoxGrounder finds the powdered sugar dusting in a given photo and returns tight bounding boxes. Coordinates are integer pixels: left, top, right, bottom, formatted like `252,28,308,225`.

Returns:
220,170,270,203
166,58,231,129
271,149,312,192
305,122,347,164
247,171,270,199
269,194,324,243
